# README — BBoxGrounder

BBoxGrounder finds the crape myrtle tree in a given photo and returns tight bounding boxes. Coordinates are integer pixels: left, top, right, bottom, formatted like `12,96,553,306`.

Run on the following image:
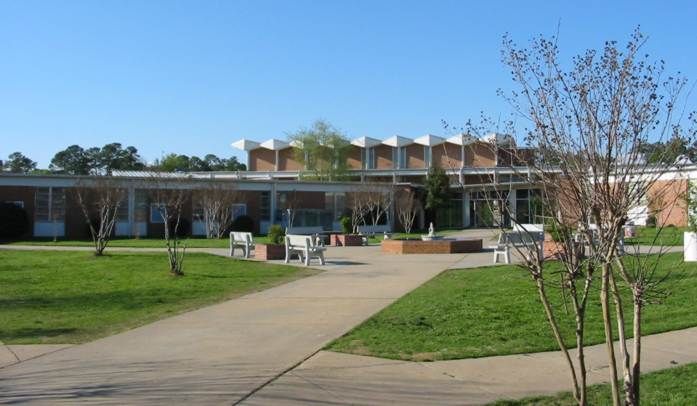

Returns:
462,29,696,406
361,183,393,230
289,120,351,181
144,172,190,276
395,188,418,234
73,177,126,256
197,183,242,239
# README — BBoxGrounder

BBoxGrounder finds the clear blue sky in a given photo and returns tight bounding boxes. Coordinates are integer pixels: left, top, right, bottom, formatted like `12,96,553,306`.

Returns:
2,0,696,167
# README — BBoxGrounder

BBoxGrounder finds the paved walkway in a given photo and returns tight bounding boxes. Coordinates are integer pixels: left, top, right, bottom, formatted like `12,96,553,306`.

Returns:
0,246,485,404
244,327,697,405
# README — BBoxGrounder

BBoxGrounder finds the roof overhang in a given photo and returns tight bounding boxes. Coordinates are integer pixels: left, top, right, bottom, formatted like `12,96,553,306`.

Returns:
414,134,446,147
383,135,413,147
447,133,478,146
231,139,261,151
260,138,290,151
351,136,382,148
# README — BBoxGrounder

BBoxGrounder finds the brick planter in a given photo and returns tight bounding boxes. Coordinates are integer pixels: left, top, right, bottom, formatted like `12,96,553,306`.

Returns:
255,243,285,260
331,234,364,247
381,238,482,254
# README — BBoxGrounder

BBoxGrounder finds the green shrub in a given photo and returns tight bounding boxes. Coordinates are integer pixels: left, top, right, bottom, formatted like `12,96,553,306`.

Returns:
0,203,28,239
646,214,657,227
339,216,352,234
267,224,285,245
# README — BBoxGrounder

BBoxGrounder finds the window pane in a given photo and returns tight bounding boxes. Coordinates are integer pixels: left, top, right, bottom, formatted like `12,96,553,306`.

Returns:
35,188,50,221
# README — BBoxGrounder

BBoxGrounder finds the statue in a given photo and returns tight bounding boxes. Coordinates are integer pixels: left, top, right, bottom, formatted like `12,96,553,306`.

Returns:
428,222,435,237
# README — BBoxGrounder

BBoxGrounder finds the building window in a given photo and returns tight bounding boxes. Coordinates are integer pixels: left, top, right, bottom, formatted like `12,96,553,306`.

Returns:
134,190,148,222
366,147,376,169
515,189,543,224
34,187,65,222
394,146,409,169
232,203,247,219
260,191,270,221
424,146,431,168
150,203,166,223
116,194,129,222
5,201,24,208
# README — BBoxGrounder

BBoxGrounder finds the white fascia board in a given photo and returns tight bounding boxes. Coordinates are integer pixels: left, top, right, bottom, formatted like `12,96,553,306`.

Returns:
351,136,382,148
231,139,261,151
481,132,515,146
447,133,477,146
260,138,290,151
382,135,413,147
414,134,446,146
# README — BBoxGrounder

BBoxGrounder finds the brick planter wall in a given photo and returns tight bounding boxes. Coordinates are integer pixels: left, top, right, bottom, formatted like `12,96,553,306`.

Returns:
381,238,482,254
331,234,364,247
255,243,285,260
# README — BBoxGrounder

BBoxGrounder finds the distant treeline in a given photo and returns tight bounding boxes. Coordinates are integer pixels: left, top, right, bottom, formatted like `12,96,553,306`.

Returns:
1,143,246,175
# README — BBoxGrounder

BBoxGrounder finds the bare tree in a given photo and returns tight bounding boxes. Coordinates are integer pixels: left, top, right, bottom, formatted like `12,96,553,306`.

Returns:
395,188,418,234
281,190,301,231
474,28,697,406
198,183,241,239
145,173,189,276
362,184,393,230
348,187,371,234
73,177,126,256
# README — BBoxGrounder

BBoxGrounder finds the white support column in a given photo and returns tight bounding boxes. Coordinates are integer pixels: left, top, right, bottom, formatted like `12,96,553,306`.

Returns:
128,186,136,236
274,150,279,172
463,191,470,228
508,189,517,225
269,183,277,225
389,188,395,232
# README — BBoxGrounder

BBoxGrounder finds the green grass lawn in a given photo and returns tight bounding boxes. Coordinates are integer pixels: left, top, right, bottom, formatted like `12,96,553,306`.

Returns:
1,236,254,248
491,362,697,405
328,252,697,361
0,250,318,344
625,226,686,246
1,230,463,248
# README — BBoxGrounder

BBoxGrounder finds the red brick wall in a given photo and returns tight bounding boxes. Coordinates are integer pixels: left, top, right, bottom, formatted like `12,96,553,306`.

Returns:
469,142,497,167
433,142,462,169
249,149,276,171
405,144,425,168
375,144,394,169
346,146,363,170
649,179,688,227
278,148,303,171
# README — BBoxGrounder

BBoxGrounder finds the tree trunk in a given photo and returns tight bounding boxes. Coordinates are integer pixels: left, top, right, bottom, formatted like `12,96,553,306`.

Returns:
601,264,621,406
632,297,642,405
609,272,635,405
536,278,581,403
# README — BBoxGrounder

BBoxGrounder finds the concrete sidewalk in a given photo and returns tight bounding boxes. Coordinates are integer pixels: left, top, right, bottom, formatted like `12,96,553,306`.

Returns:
0,246,484,404
244,327,697,405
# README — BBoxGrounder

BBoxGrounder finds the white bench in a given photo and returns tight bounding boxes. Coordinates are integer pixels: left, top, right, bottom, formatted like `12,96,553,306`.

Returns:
285,234,326,266
229,231,255,258
491,229,544,264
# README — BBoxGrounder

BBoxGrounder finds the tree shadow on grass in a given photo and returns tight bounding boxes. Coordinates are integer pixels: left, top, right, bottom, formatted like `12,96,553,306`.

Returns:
0,327,78,341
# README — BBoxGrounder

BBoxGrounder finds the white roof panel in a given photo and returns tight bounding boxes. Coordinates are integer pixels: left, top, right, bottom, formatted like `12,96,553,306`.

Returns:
447,133,478,146
231,139,261,151
351,136,382,148
414,134,446,146
382,135,413,147
260,138,290,150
